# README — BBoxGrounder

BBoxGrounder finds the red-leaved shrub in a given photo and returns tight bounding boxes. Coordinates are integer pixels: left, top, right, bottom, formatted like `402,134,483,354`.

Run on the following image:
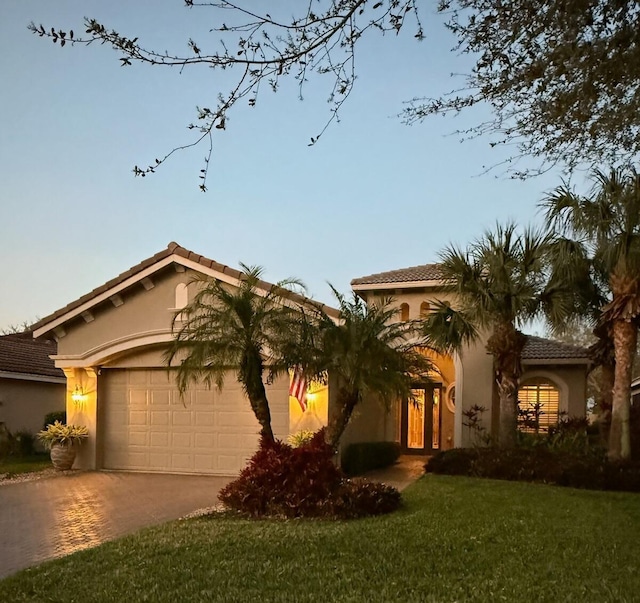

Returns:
219,429,401,519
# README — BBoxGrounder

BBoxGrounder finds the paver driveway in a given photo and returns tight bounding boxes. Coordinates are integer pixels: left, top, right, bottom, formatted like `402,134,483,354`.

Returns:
0,471,230,579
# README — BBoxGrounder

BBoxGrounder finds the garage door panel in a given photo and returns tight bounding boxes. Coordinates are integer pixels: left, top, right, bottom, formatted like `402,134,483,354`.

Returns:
217,455,240,471
218,411,252,427
149,452,170,467
150,390,170,406
150,411,170,426
150,431,169,447
129,430,149,446
195,390,215,404
194,433,215,448
130,390,148,406
195,411,214,426
171,432,193,448
129,410,148,425
171,411,192,427
101,368,288,475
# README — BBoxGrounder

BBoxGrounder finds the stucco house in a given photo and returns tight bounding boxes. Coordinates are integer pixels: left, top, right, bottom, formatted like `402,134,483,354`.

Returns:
0,332,65,435
31,244,590,474
344,264,591,453
31,243,338,474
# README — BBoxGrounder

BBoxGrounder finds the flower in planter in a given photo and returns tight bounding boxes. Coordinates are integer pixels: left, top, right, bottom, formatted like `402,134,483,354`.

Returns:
37,422,89,471
37,421,89,449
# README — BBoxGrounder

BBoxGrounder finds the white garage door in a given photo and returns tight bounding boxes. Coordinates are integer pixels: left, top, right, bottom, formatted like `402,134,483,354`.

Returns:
99,368,288,475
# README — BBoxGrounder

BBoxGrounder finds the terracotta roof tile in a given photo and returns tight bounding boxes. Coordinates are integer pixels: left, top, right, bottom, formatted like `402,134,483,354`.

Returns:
32,242,339,334
522,336,589,361
351,264,443,286
0,333,63,378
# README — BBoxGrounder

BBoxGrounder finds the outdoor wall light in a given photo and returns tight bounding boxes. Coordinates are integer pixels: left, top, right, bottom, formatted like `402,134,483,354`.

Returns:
71,385,86,407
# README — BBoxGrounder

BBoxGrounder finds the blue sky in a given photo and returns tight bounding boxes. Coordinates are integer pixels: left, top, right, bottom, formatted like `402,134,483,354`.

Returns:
1,1,573,330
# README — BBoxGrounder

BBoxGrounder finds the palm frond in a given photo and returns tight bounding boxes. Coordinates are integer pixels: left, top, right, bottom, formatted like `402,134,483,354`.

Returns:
421,300,478,355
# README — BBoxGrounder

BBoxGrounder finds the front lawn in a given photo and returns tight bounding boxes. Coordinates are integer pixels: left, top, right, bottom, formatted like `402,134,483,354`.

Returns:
1,474,639,602
0,454,50,478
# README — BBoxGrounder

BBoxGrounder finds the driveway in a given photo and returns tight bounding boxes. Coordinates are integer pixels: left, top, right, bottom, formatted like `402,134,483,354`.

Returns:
0,471,230,579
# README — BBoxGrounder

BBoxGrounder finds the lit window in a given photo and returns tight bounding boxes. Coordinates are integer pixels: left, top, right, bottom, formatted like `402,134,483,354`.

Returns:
420,302,430,318
400,303,410,321
518,379,560,433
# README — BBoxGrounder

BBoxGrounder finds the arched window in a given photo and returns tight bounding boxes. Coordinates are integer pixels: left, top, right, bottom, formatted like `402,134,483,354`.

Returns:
175,283,188,309
400,303,410,322
420,301,430,318
518,378,560,433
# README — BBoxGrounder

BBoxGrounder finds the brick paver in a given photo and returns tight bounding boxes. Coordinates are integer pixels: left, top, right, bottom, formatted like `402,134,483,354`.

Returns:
0,472,230,579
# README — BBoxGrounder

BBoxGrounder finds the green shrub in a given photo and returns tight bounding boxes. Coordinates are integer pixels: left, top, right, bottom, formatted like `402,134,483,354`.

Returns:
426,446,640,492
287,429,316,447
0,423,12,460
341,441,401,476
631,403,640,461
43,411,66,429
219,430,401,519
13,431,35,457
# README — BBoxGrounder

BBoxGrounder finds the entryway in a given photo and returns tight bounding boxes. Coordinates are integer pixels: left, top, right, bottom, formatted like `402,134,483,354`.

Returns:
400,384,442,454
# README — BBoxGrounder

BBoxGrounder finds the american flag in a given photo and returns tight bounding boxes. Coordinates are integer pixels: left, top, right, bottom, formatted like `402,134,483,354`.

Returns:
289,367,307,412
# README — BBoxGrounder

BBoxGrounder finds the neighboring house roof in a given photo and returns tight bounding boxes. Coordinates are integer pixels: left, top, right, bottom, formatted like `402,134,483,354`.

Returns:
0,332,64,382
351,264,444,288
522,336,590,364
32,242,339,338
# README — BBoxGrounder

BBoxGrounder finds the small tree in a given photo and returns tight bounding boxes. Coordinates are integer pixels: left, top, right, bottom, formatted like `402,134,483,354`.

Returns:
165,266,305,442
301,289,433,449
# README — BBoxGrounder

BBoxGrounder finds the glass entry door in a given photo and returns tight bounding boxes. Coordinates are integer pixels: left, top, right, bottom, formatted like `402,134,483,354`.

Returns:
401,385,441,453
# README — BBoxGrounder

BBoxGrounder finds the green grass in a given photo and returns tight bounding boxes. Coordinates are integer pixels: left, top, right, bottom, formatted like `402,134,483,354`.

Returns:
0,454,51,477
1,475,639,602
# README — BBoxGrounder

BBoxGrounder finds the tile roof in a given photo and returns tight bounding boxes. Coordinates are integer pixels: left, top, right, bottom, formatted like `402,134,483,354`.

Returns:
32,242,339,334
522,336,589,361
0,332,63,378
351,264,444,286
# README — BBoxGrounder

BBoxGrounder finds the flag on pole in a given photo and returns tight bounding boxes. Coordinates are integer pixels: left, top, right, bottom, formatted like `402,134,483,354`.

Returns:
289,367,307,412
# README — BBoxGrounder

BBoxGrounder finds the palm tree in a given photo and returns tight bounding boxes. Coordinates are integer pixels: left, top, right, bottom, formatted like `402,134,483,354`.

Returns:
422,224,549,448
541,236,615,441
542,166,640,459
165,266,305,442
302,289,433,449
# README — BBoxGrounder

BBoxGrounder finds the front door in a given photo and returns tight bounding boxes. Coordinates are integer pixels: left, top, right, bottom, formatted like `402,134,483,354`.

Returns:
401,385,442,454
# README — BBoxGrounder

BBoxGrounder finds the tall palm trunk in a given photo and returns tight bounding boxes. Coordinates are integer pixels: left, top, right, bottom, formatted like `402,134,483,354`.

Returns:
325,388,359,449
496,372,520,447
487,323,526,448
609,319,637,460
599,362,615,445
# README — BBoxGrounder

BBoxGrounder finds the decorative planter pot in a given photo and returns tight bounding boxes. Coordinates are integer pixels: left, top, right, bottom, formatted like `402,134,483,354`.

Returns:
50,443,77,471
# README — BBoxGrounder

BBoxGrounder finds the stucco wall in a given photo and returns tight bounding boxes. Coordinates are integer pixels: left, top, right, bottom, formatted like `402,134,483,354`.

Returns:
0,378,65,435
55,267,194,362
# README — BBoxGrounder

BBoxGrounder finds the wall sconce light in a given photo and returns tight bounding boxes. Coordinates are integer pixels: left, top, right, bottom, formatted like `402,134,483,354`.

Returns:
71,385,86,407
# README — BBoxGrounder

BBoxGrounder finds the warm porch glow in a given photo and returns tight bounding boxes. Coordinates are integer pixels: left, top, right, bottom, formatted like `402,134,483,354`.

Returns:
432,388,440,450
71,385,87,408
408,389,425,449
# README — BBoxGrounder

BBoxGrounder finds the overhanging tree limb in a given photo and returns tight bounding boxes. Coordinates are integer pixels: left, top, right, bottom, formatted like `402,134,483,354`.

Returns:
29,0,423,192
